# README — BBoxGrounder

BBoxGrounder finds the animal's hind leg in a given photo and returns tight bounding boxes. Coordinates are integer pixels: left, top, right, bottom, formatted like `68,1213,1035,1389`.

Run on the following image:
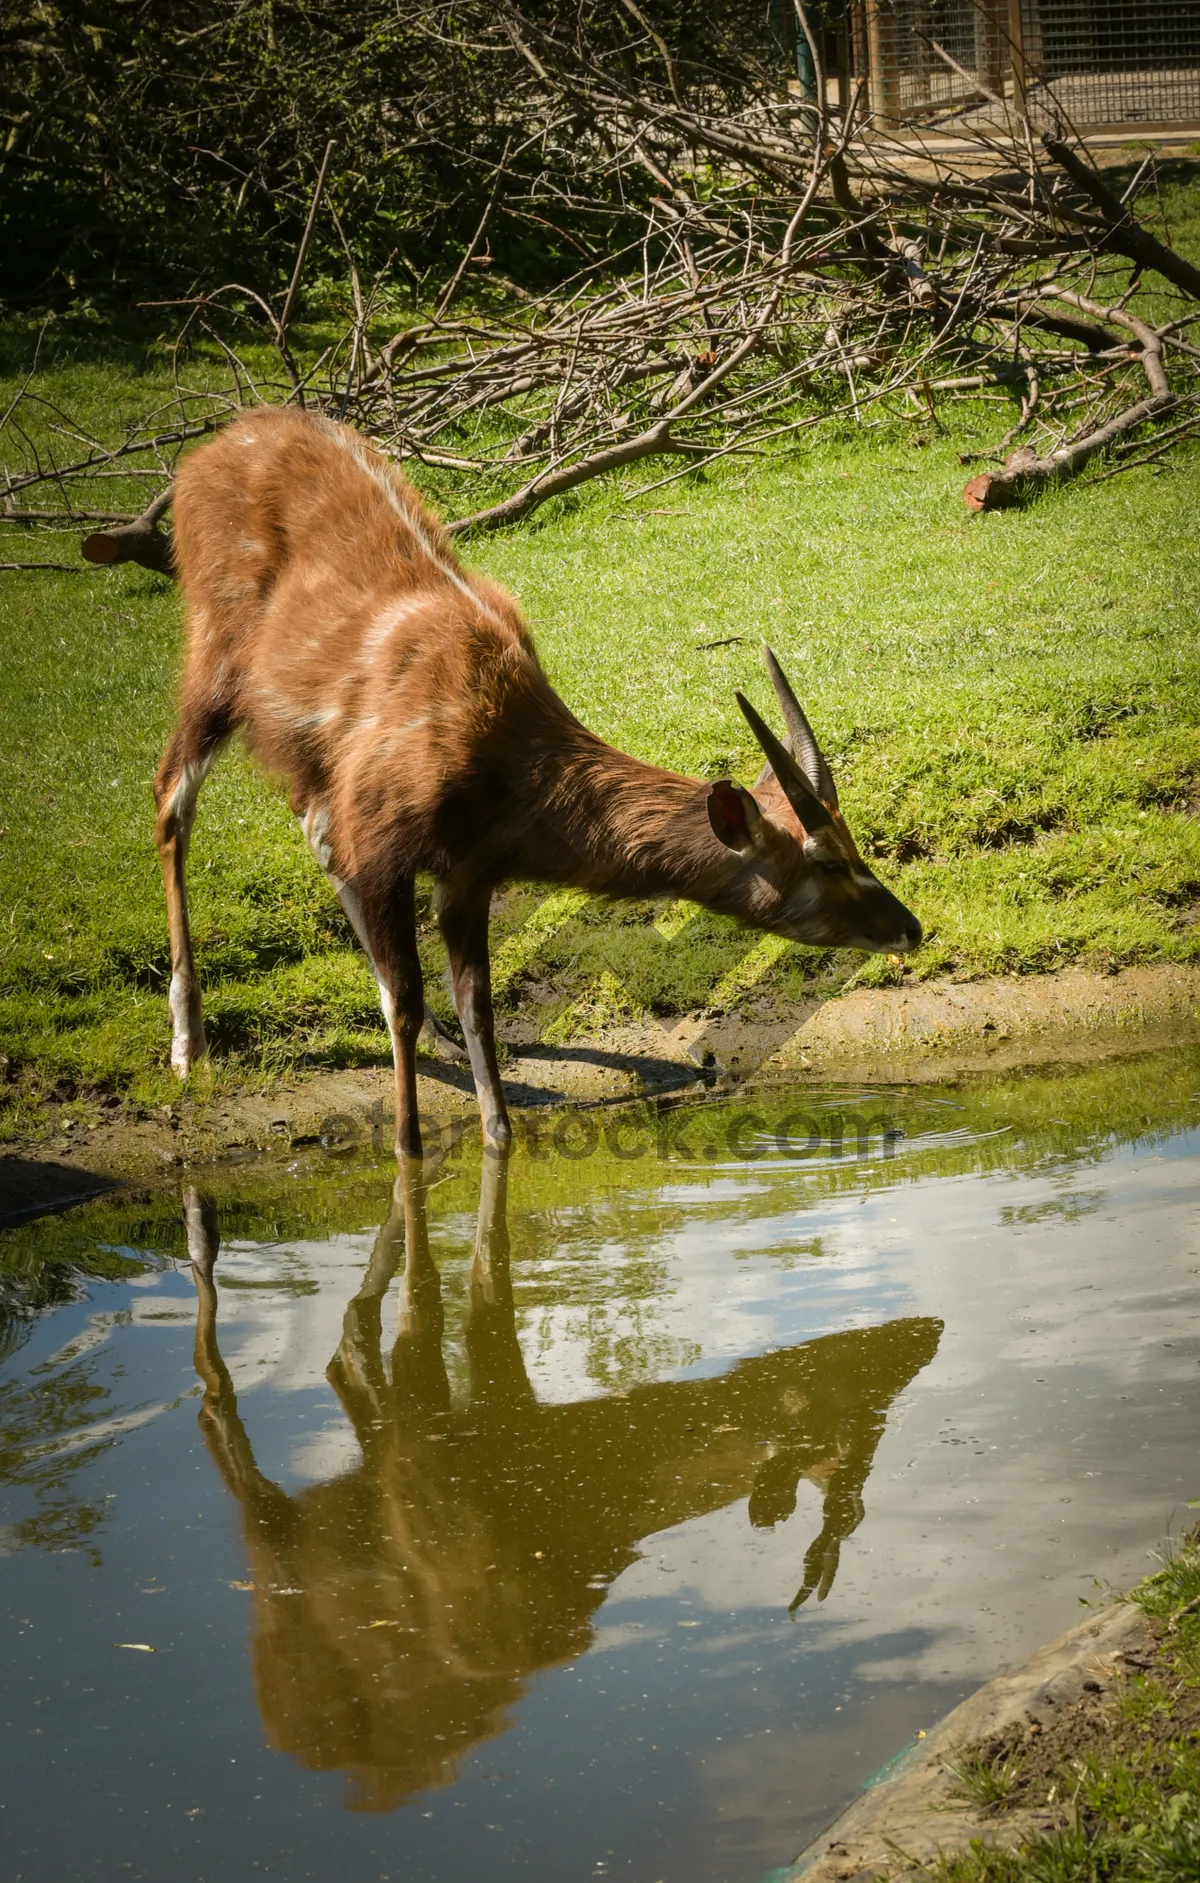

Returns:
300,809,426,1156
154,717,228,1076
420,1003,469,1064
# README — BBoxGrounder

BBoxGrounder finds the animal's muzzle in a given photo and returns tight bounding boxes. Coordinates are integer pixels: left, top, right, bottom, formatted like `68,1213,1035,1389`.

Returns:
896,916,923,952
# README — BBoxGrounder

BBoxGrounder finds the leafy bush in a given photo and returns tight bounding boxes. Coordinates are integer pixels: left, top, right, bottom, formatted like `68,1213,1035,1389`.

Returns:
0,0,783,306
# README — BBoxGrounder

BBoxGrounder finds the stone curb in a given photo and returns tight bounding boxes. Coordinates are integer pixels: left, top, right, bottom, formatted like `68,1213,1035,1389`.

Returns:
784,1601,1151,1881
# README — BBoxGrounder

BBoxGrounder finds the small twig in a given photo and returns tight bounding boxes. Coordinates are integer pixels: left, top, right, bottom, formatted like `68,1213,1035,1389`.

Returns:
0,560,87,573
278,139,336,347
436,141,511,319
0,316,53,437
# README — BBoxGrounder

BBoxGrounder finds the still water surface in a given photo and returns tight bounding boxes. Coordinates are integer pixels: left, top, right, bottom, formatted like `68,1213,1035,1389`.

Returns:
2,1050,1200,1882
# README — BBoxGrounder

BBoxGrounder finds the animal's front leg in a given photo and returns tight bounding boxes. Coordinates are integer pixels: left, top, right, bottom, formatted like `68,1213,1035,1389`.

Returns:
326,1180,406,1429
390,1155,451,1424
465,1150,536,1417
374,885,427,1160
437,883,511,1149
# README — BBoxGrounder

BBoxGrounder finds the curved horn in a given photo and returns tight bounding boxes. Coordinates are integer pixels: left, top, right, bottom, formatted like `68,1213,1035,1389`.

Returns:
735,692,833,832
762,645,838,809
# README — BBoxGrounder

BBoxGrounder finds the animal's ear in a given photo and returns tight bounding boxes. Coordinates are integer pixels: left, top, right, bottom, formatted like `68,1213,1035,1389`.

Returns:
707,781,765,855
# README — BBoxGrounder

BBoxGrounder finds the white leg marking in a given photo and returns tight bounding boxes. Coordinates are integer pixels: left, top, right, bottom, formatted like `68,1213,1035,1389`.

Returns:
169,754,216,833
376,977,403,1061
301,804,335,874
333,880,408,1052
169,976,195,1075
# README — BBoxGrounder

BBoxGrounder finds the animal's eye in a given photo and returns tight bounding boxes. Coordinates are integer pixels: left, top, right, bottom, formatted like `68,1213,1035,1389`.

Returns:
818,859,850,876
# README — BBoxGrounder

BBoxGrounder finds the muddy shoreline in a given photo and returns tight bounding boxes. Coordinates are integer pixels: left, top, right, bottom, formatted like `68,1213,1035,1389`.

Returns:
2,960,1199,1218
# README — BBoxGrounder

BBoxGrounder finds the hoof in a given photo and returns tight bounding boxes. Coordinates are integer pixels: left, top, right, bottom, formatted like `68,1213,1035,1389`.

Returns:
170,1034,207,1078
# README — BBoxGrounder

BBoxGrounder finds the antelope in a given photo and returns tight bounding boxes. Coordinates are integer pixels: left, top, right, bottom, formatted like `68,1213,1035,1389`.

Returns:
185,1157,942,1807
157,407,921,1156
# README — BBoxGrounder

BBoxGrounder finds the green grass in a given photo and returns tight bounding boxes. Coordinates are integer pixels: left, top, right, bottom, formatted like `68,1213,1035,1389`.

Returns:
3,211,1200,1128
945,1745,1029,1814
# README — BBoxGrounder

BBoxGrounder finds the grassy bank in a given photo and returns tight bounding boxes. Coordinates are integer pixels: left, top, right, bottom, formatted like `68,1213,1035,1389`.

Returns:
934,1534,1200,1881
3,241,1200,1132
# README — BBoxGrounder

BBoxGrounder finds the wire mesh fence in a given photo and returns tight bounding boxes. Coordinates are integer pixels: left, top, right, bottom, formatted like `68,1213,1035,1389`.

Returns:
1024,0,1200,126
837,0,1200,132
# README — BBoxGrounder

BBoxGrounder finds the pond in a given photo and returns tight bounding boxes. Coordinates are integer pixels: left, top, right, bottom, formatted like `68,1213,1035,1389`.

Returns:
2,1048,1199,1883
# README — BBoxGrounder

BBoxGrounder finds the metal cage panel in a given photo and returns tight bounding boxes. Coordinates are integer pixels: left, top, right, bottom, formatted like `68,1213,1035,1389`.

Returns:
854,0,1200,132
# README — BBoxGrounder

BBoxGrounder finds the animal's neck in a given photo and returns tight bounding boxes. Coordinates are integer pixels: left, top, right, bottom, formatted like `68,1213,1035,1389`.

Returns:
520,714,741,908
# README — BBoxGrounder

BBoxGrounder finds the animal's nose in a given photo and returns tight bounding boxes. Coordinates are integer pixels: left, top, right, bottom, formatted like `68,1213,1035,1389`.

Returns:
903,917,923,951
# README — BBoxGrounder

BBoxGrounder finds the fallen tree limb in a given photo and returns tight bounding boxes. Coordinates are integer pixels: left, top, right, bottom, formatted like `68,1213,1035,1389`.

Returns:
447,422,687,532
1,419,216,500
962,289,1178,511
962,388,1178,510
1042,138,1200,303
1,508,137,523
1048,291,1171,397
0,560,88,573
0,16,1194,569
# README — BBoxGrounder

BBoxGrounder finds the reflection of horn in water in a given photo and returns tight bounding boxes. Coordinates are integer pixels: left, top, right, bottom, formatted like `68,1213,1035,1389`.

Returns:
187,1164,942,1812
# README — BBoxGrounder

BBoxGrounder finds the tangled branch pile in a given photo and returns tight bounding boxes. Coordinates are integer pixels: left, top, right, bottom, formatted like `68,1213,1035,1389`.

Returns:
3,1,1199,567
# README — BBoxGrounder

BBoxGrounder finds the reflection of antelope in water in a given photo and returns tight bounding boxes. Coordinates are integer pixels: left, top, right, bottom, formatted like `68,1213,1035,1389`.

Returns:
188,1162,941,1811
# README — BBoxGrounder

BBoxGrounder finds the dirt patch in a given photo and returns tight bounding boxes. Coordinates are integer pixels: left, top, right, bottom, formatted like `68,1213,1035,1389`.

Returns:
768,960,1200,1079
968,1645,1200,1812
5,960,1200,1183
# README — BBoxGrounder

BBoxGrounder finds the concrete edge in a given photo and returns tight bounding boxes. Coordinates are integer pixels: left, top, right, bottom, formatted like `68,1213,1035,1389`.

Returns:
783,1601,1151,1881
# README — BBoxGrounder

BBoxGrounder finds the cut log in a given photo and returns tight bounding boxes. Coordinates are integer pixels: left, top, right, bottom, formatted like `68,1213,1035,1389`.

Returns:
963,391,1176,510
963,289,1175,510
80,488,174,575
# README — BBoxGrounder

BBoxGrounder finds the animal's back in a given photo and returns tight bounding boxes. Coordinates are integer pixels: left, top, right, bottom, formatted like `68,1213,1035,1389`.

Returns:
170,408,547,871
172,405,521,649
